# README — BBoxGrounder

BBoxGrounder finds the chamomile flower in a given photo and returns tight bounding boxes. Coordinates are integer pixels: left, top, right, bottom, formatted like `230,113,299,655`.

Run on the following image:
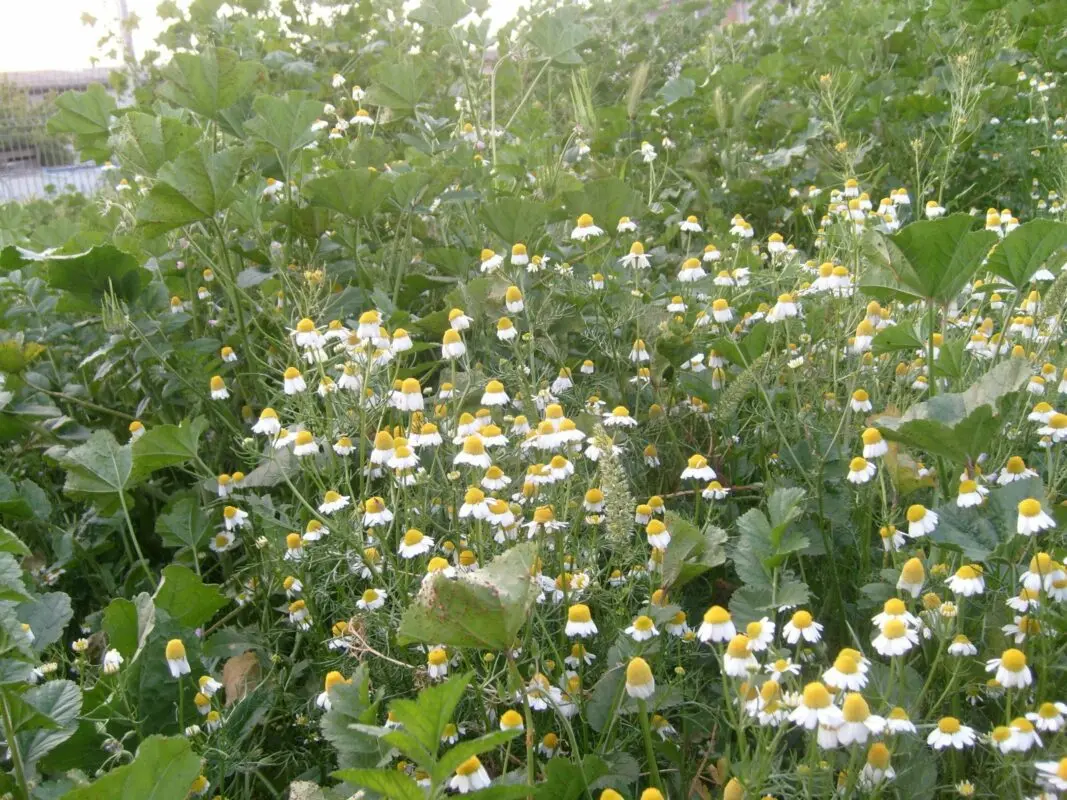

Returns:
357,588,386,611
362,497,393,526
1017,497,1056,535
897,557,926,597
723,634,758,677
823,652,868,691
783,610,823,644
678,257,705,282
985,648,1032,688
947,635,978,656
398,528,433,559
625,657,655,699
847,456,876,484
572,213,604,240
872,619,919,656
861,427,888,458
625,615,659,642
906,504,938,537
1036,758,1067,792
927,717,975,750
209,375,230,400
955,479,988,507
645,520,670,549
697,605,736,643
744,617,775,652
621,241,650,269
850,389,872,412
766,657,801,681
838,693,886,745
998,455,1038,484
789,682,841,729
165,639,191,678
283,367,307,395
1028,702,1067,732
681,454,716,481
316,671,350,711
450,757,491,793
565,604,598,638
946,564,985,596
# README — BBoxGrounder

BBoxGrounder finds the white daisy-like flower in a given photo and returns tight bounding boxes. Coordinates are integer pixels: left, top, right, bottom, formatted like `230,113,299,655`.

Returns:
985,648,1032,688
398,528,434,559
571,213,604,241
565,604,597,637
679,215,702,232
783,610,823,644
905,504,938,537
1017,497,1056,535
624,615,659,642
946,564,985,596
847,456,876,484
356,588,386,611
871,619,918,656
926,717,975,749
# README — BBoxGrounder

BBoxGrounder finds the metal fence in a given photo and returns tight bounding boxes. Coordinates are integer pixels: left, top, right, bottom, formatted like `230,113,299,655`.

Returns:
0,69,116,201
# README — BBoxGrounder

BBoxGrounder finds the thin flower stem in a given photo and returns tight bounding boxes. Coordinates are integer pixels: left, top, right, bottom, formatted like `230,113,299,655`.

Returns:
637,698,663,791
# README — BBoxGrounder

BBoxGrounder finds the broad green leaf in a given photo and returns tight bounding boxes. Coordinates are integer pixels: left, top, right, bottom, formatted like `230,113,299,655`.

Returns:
109,112,200,177
658,76,695,105
397,543,538,649
386,672,470,762
767,486,806,531
102,598,139,658
153,565,227,629
2,687,62,733
17,592,73,653
0,604,34,661
45,84,116,161
60,429,133,505
408,0,468,28
985,219,1067,289
0,474,33,520
0,526,30,557
561,178,641,232
585,666,623,732
155,496,211,551
871,324,924,355
431,729,520,785
527,8,592,64
305,170,392,222
136,147,244,237
877,358,1029,430
0,553,31,603
62,734,201,800
879,418,968,463
330,769,424,800
480,198,549,246
244,91,323,168
44,245,144,309
158,46,265,120
131,417,207,478
535,755,611,800
861,214,997,304
366,60,428,114
15,679,81,765
660,515,726,590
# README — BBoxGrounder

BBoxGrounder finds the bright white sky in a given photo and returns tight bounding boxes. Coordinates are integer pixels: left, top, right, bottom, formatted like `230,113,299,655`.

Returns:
1,0,525,72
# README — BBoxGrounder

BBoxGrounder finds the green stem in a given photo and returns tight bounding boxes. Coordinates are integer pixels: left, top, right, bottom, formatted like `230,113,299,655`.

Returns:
1,692,29,800
637,699,663,791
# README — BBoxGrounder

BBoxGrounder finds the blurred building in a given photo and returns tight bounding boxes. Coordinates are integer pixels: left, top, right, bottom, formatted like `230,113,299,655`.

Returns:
0,68,115,200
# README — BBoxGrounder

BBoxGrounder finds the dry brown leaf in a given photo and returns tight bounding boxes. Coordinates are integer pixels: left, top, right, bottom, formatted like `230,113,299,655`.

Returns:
222,650,261,706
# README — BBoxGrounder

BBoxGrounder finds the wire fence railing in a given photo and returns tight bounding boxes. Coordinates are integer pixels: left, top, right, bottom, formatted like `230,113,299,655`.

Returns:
0,69,117,201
